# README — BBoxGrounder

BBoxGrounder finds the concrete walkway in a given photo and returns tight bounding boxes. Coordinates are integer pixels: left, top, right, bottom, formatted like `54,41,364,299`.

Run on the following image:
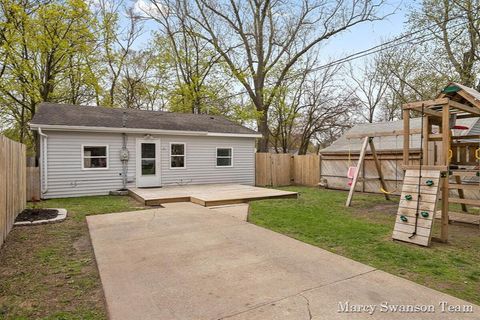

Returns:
87,203,478,320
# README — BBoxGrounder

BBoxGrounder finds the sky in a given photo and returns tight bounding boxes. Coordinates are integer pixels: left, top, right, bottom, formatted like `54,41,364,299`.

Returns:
129,0,417,66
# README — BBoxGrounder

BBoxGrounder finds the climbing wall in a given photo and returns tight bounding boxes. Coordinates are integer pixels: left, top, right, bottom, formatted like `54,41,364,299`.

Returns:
392,170,442,247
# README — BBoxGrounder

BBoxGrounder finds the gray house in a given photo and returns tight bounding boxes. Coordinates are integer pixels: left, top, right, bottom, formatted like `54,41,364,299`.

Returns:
30,103,261,199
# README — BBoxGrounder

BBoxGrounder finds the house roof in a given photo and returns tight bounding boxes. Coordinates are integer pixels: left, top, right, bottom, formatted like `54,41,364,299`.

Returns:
320,117,479,154
30,103,260,137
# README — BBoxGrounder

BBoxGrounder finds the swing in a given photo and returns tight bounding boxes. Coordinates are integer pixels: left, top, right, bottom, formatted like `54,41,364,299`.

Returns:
347,166,357,186
380,135,400,194
346,139,357,186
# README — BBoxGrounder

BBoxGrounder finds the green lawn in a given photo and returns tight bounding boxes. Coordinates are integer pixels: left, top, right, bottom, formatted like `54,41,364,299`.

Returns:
0,196,145,320
1,189,478,318
249,187,480,305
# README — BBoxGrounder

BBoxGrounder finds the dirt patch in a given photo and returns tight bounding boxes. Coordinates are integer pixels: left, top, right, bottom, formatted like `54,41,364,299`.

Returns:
73,235,91,253
15,209,58,222
0,195,146,319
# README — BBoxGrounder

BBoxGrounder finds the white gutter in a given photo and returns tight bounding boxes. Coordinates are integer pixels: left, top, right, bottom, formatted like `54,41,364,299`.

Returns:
29,123,263,138
38,128,48,194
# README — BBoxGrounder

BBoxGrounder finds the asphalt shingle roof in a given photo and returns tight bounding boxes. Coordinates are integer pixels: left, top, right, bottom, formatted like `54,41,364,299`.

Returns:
30,103,259,135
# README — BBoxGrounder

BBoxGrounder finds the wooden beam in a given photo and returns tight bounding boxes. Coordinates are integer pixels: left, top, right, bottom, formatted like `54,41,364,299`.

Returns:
401,165,448,171
440,105,450,243
457,88,480,109
448,100,480,116
403,109,410,166
450,198,480,206
422,116,430,165
345,128,422,139
410,107,443,118
368,138,389,200
403,98,449,110
346,137,369,207
448,183,480,190
454,175,468,212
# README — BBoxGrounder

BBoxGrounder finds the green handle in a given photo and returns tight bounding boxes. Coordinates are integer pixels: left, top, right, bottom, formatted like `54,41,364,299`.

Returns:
425,180,434,186
421,211,429,218
405,194,413,201
400,215,408,222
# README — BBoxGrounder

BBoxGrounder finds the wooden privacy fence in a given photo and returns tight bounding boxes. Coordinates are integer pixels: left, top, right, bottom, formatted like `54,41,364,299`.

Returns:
255,153,320,187
0,136,26,247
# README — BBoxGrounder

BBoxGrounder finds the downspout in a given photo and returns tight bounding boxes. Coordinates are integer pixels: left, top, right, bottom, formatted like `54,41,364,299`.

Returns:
38,127,48,194
121,111,129,190
121,133,128,190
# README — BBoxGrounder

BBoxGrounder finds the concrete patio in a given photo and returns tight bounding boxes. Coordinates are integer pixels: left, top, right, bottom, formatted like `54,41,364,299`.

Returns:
128,183,298,206
87,203,478,320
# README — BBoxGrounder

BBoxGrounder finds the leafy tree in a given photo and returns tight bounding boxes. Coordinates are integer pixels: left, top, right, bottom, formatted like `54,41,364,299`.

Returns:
0,0,98,143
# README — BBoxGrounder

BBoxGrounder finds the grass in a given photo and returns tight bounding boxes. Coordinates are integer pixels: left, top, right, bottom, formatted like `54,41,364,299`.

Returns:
0,196,145,320
1,189,479,317
249,187,480,305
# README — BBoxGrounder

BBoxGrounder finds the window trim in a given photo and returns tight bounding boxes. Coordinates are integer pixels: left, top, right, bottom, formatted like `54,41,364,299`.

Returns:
81,144,109,170
169,142,186,169
216,147,233,168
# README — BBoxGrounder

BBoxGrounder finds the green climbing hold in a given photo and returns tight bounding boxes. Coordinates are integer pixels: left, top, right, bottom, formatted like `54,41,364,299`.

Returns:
477,171,480,177
400,215,408,222
425,179,434,186
421,211,429,218
405,194,413,201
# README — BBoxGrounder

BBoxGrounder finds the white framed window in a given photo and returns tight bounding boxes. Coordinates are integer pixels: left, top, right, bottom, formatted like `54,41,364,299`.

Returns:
82,145,109,170
216,147,233,167
170,142,186,169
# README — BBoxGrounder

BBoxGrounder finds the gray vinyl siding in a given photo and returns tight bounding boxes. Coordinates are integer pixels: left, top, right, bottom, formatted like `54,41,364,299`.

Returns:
42,130,255,198
158,135,255,186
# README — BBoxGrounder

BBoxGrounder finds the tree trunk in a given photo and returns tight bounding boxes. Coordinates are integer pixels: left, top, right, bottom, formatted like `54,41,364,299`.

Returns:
257,111,269,152
298,136,310,155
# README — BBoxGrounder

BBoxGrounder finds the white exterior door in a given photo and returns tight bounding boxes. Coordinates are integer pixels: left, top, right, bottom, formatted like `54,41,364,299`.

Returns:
136,139,161,187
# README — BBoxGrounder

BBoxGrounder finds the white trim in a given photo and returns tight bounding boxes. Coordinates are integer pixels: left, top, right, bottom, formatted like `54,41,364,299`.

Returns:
136,138,161,187
169,142,186,169
30,123,262,138
81,144,109,170
215,147,233,168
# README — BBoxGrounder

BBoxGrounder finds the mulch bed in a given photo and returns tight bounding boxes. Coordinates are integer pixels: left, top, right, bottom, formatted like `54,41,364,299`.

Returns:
15,208,59,222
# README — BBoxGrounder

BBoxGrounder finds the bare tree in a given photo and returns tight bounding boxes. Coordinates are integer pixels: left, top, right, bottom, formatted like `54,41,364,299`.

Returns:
96,0,143,107
296,66,352,155
348,58,388,123
177,0,385,151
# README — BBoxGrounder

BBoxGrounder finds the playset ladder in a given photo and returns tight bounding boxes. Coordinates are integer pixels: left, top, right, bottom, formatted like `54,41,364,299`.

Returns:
392,170,442,247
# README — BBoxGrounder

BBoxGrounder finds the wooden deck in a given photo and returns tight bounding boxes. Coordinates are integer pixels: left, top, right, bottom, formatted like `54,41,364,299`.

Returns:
128,184,298,207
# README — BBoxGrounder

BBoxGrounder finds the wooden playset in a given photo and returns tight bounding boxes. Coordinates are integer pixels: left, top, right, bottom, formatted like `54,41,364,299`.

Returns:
345,83,480,247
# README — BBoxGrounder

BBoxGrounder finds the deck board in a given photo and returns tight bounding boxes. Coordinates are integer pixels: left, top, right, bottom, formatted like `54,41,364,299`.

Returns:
128,184,298,206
